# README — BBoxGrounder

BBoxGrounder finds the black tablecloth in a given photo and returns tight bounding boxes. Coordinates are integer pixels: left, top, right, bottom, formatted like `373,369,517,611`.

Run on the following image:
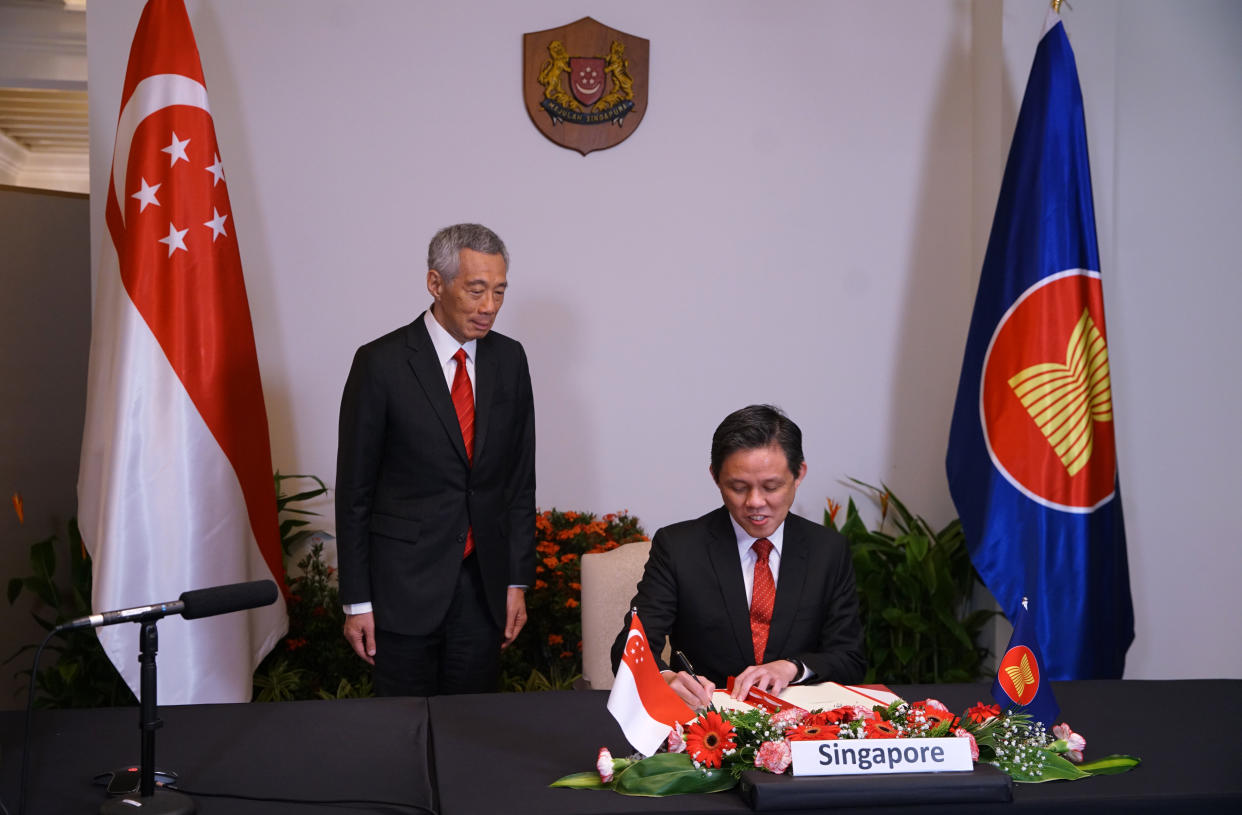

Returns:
429,679,1242,815
2,679,1239,814
0,697,433,814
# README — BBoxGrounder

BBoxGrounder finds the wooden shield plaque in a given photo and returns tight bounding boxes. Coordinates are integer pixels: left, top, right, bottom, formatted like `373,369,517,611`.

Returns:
522,17,649,155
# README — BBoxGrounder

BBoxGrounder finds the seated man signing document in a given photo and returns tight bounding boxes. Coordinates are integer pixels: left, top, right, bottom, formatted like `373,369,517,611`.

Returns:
610,404,865,707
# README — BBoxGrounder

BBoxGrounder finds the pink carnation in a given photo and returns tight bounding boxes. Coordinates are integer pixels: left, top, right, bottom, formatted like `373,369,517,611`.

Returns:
1052,723,1086,763
771,707,807,729
754,740,793,774
849,705,878,722
954,728,979,761
667,722,686,754
922,698,951,714
596,747,615,783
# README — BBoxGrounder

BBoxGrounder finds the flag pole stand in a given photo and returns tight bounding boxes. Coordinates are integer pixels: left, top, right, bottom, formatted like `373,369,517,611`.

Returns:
100,621,195,815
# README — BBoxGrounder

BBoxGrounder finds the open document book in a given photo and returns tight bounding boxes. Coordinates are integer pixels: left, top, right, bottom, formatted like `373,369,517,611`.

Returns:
713,681,901,714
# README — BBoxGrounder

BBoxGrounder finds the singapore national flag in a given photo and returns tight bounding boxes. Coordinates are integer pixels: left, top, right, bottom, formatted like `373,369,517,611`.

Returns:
607,611,695,756
77,0,287,704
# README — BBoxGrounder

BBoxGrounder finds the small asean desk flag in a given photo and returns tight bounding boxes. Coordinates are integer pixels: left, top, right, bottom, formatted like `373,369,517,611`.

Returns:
608,611,695,756
945,8,1133,680
77,0,287,704
992,599,1059,727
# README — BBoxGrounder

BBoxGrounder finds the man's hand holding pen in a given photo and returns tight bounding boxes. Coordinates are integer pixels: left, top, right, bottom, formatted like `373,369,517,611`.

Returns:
665,650,715,709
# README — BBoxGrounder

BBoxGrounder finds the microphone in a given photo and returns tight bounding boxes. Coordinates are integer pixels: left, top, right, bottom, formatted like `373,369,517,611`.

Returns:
57,580,278,632
181,579,277,620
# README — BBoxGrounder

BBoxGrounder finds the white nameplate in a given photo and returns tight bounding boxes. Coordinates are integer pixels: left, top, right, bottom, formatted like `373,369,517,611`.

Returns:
791,738,973,776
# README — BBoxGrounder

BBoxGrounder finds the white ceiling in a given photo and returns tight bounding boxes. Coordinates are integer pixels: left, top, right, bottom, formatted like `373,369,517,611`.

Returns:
0,0,89,193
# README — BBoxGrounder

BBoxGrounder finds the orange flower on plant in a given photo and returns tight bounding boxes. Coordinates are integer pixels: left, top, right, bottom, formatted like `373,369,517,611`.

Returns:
564,597,579,608
560,651,572,659
548,634,564,646
560,553,577,563
542,557,560,569
684,711,737,768
826,497,841,526
534,579,547,590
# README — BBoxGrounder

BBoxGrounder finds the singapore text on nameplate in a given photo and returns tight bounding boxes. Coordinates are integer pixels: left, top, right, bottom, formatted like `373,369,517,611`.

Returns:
790,738,973,776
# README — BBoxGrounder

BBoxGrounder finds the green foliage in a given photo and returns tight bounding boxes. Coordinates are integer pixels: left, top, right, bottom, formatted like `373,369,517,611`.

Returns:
254,538,372,699
251,472,371,701
500,509,647,690
826,479,995,684
274,471,327,555
5,519,135,708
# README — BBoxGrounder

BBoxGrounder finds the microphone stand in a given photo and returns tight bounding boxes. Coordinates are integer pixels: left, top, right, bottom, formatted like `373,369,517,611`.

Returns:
101,619,195,815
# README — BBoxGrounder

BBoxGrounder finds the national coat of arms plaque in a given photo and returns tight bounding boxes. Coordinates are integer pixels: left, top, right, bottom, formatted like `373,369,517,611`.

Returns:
522,17,649,155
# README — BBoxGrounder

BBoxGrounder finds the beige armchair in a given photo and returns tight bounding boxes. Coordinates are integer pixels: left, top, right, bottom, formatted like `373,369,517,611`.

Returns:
579,540,668,689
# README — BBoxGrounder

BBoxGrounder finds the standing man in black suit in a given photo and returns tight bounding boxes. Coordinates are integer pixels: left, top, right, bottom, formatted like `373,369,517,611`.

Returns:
611,405,864,707
336,223,535,696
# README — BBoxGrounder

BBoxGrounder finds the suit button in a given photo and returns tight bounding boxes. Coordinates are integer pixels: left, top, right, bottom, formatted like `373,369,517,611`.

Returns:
456,534,466,543
468,489,475,496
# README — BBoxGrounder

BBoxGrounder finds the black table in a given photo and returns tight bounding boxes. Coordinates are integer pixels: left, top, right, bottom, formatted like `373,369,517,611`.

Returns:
1,697,433,814
2,680,1238,814
428,680,1242,814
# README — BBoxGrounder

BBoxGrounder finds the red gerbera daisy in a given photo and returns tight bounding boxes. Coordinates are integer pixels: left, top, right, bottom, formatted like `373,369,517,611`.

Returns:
785,723,841,741
864,719,901,739
913,700,955,729
683,711,737,768
966,702,1002,723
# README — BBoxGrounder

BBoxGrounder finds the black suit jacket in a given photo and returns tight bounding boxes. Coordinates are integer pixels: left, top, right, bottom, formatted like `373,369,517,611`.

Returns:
610,507,865,686
335,313,535,634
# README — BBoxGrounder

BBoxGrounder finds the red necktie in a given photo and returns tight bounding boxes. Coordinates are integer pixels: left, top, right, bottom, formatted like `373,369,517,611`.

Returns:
450,348,475,557
750,538,775,665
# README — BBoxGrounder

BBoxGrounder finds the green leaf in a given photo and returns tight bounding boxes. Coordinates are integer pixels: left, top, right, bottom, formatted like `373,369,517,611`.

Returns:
31,538,56,580
613,753,736,796
901,612,929,633
281,489,327,506
1077,754,1141,775
549,771,611,790
1006,752,1089,783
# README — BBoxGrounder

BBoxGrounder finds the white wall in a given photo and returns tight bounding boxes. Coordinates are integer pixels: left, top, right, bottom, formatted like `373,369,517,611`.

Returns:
84,0,1242,679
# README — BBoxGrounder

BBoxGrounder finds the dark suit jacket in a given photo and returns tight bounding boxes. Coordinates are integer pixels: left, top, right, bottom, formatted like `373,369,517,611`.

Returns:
610,507,865,686
335,313,535,634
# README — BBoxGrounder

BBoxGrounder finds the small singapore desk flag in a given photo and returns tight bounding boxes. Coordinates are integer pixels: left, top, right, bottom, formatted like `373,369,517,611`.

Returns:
945,7,1132,681
608,610,695,756
77,0,287,704
993,599,1060,727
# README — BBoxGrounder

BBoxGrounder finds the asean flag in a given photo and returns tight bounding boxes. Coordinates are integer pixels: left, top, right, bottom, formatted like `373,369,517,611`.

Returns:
992,599,1059,727
946,9,1133,680
77,0,287,704
607,611,695,756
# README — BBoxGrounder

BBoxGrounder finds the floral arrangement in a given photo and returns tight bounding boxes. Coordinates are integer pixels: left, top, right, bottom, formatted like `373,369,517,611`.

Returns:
552,699,1138,796
500,509,647,690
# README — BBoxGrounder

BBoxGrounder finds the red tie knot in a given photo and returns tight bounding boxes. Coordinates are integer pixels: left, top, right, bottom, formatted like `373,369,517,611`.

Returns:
752,538,773,561
453,348,467,366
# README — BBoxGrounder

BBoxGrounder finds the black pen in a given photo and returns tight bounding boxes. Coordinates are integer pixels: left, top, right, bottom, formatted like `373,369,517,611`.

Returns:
673,649,699,681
